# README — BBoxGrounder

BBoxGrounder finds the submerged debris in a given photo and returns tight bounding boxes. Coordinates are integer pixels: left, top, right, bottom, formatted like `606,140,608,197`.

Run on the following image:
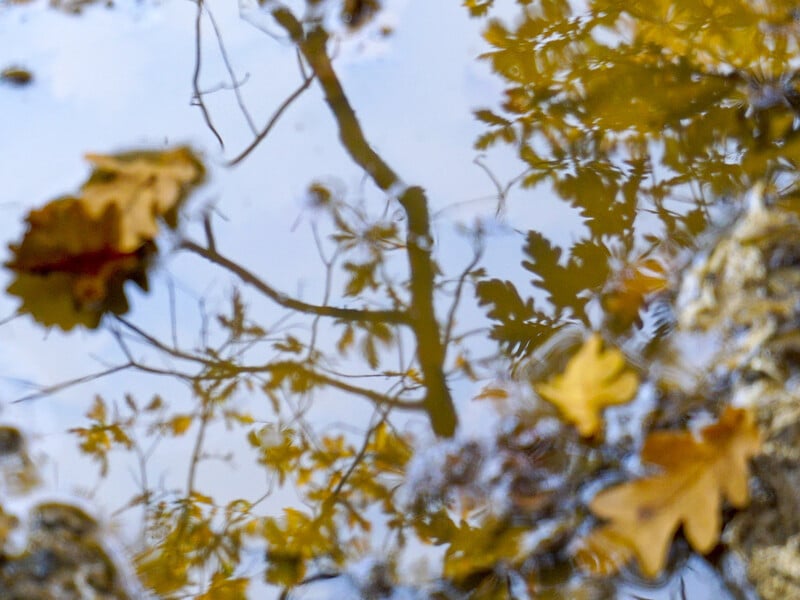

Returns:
0,426,137,599
673,186,800,600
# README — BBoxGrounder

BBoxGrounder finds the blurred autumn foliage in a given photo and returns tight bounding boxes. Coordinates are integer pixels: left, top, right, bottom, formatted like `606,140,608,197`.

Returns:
6,148,203,329
5,0,800,598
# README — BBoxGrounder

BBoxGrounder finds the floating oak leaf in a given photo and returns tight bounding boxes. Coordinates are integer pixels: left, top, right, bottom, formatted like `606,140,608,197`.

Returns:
578,407,761,578
6,198,152,329
81,146,204,251
535,333,638,436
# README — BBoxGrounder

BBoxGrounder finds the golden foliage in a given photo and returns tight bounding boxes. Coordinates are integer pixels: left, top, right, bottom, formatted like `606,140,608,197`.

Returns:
577,407,761,577
535,334,638,436
69,396,133,477
443,517,526,582
197,572,248,600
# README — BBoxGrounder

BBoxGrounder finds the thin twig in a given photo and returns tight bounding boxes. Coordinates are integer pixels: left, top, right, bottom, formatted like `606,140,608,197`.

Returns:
192,0,225,148
226,73,314,167
474,156,511,217
168,276,179,350
202,212,217,253
114,316,419,410
181,239,409,325
306,220,339,359
265,360,424,411
114,316,216,367
443,236,484,351
186,392,213,495
330,409,390,501
12,363,133,403
205,1,258,135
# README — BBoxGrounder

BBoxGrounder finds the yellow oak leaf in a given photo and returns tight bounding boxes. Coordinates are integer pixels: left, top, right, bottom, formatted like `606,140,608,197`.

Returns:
578,407,761,578
535,333,638,436
80,146,204,252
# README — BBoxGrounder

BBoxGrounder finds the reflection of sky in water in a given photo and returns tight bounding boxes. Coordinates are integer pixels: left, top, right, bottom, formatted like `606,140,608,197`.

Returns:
0,0,584,595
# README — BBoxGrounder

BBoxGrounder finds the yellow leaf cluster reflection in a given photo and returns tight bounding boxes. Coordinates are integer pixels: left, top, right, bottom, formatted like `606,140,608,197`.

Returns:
578,407,761,577
535,334,638,436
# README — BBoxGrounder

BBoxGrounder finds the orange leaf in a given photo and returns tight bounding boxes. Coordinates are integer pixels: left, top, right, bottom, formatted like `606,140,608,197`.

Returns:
580,407,761,577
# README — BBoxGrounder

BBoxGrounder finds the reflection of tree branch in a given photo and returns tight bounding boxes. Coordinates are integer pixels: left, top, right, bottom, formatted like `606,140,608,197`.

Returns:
113,316,422,411
306,220,340,360
473,155,518,217
330,409,389,503
270,7,457,436
192,0,225,148
12,363,133,403
205,1,258,136
114,316,217,367
186,387,213,496
226,72,314,167
443,239,483,352
181,239,409,325
267,360,424,411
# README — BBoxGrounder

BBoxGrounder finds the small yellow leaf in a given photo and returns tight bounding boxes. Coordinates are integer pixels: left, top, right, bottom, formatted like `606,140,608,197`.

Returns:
405,368,424,385
473,385,509,401
535,334,638,436
86,396,107,423
169,415,193,435
190,491,214,505
145,395,163,411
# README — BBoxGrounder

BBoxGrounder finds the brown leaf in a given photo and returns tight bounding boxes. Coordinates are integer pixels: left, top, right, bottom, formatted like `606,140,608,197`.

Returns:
6,199,153,329
579,407,761,578
5,147,203,329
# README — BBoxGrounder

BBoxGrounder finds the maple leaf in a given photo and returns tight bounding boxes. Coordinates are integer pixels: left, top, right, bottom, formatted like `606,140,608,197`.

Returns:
578,407,762,578
80,146,204,252
535,333,638,436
